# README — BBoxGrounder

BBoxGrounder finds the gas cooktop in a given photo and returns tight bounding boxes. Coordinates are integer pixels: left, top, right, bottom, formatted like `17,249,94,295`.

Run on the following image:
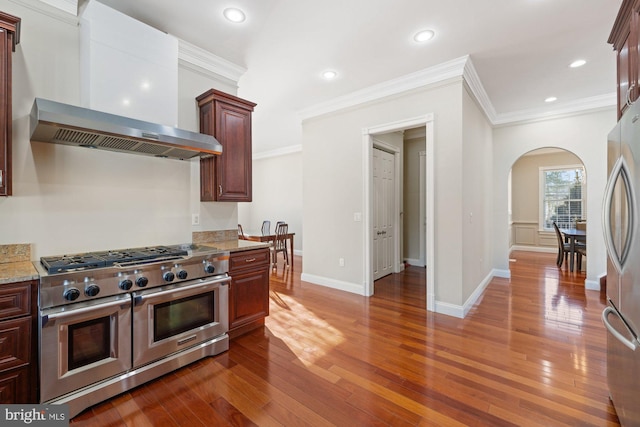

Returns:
40,245,192,274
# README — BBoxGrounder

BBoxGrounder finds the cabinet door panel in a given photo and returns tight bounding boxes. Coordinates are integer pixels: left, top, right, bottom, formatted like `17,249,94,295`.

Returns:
197,89,255,202
0,282,31,319
0,366,30,403
229,268,270,329
215,101,252,201
0,317,30,372
619,32,631,117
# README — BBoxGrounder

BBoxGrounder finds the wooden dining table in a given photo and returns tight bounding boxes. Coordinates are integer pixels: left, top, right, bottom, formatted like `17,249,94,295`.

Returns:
245,231,295,269
559,228,587,272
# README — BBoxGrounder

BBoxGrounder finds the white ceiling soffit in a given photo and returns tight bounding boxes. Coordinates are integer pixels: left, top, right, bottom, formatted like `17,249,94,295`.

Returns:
36,0,78,15
299,55,616,127
22,0,246,86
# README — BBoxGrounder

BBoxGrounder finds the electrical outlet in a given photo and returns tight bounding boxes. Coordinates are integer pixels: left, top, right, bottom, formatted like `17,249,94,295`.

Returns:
192,214,200,226
339,258,345,267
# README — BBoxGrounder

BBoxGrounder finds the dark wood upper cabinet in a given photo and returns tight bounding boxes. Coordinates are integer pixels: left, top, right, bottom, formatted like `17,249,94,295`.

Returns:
197,89,256,202
0,11,20,197
610,0,640,119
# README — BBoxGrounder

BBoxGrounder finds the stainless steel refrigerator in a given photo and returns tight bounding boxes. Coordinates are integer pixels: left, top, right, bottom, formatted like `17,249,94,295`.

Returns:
603,100,640,426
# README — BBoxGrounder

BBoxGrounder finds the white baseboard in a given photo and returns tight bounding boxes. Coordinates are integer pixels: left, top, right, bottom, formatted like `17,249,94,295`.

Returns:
585,279,600,291
404,258,425,267
300,273,365,295
510,245,556,254
434,269,496,319
493,268,511,279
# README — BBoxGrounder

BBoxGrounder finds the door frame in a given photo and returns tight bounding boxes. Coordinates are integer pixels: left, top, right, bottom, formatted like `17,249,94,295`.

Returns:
419,150,427,267
362,114,435,312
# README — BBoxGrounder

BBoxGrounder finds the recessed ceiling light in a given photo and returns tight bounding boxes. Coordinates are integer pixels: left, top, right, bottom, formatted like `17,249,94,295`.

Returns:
413,29,435,43
322,70,337,80
122,98,131,106
140,81,151,90
545,96,557,103
223,8,246,23
569,59,586,68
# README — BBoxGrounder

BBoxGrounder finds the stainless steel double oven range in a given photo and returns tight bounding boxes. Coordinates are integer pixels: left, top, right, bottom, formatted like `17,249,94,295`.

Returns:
34,244,230,418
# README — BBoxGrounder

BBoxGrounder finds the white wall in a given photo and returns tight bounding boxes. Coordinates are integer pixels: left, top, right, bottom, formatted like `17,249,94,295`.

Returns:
493,109,616,289
0,0,238,259
461,89,494,306
301,79,476,307
403,136,424,263
237,151,303,253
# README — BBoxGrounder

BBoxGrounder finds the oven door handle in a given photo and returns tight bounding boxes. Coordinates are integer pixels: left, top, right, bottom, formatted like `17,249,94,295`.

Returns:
133,275,230,306
41,296,132,326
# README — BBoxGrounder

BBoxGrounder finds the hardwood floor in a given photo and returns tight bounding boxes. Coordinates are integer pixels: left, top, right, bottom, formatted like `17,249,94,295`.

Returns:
70,251,620,426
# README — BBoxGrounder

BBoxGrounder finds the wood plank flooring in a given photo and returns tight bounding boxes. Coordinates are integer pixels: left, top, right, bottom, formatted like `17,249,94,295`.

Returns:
70,251,620,426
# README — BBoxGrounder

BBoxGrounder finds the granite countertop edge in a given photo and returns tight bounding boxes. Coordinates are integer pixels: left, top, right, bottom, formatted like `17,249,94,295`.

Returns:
0,261,39,285
212,239,271,252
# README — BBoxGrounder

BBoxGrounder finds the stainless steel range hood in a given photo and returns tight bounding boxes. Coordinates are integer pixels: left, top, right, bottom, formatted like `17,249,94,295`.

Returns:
30,98,222,160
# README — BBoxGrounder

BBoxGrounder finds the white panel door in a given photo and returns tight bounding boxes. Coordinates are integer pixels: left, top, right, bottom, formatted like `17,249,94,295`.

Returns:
373,148,395,281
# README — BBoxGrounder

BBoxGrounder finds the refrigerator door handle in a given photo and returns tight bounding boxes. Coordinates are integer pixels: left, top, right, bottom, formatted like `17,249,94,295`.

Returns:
602,156,636,272
602,306,639,351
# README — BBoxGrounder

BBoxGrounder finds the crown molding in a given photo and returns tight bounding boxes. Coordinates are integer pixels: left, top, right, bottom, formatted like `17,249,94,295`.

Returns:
178,39,246,84
298,56,469,122
297,54,616,127
9,0,78,23
37,0,77,15
492,93,616,126
253,144,302,160
462,57,498,122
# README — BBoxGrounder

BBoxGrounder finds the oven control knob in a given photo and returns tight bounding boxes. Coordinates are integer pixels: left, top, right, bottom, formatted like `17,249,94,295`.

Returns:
177,270,188,280
136,277,149,287
63,288,80,301
119,279,133,290
204,263,215,274
85,285,100,297
163,271,175,282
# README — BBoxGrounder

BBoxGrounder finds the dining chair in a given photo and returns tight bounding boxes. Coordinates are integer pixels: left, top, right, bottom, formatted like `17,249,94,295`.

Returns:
576,245,587,271
237,224,247,240
271,223,289,268
552,221,580,268
575,220,586,244
261,220,271,236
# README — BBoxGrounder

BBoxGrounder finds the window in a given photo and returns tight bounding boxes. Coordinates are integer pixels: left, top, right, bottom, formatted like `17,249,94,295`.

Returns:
540,165,585,230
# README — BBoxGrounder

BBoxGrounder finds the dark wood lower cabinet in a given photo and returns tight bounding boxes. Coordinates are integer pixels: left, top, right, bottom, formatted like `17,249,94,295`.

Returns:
228,248,270,338
0,280,37,403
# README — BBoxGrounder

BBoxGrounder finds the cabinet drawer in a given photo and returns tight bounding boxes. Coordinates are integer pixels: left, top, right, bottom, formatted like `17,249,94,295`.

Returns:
0,316,30,372
0,283,31,320
0,366,31,404
230,249,270,272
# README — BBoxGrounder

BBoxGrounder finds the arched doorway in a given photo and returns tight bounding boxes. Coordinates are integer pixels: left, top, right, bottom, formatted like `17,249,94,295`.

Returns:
509,147,586,259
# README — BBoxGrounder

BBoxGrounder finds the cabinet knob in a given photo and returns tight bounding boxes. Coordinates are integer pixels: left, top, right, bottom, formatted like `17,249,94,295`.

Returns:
0,169,3,187
218,184,223,196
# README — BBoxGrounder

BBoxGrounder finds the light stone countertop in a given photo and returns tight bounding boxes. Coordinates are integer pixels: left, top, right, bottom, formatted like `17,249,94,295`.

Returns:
0,261,39,285
208,239,270,252
0,237,269,285
0,243,38,285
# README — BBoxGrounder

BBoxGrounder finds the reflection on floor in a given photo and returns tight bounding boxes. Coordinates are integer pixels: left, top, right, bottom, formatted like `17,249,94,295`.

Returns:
70,252,619,426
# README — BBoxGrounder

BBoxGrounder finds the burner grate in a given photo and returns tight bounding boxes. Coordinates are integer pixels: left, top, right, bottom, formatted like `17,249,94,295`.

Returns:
40,246,189,273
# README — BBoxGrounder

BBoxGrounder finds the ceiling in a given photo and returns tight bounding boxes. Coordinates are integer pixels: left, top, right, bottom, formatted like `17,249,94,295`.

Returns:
96,0,622,154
